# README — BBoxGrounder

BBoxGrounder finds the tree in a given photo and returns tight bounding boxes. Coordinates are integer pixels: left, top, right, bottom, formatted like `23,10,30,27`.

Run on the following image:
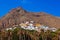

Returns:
12,28,20,40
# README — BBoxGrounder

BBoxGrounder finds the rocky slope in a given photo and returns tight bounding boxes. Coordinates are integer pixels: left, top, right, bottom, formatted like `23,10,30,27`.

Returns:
0,7,60,28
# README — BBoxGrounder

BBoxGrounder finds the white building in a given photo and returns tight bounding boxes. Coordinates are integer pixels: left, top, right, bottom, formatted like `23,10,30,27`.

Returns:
49,27,57,32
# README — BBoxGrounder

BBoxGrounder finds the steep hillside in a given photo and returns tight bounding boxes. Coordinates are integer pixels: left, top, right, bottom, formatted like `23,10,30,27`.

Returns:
0,7,60,28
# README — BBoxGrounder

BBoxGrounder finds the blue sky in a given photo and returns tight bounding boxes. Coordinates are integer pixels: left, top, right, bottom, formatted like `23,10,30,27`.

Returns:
0,0,60,17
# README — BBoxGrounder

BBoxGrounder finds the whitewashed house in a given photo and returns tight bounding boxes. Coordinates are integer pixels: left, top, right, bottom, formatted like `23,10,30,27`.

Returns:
6,27,13,31
49,27,57,32
25,23,35,30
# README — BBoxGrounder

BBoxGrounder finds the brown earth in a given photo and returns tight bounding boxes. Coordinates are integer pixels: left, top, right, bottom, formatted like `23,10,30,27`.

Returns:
0,7,60,28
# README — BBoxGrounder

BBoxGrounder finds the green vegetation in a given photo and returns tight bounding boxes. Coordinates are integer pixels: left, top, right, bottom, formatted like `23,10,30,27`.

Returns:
0,27,60,40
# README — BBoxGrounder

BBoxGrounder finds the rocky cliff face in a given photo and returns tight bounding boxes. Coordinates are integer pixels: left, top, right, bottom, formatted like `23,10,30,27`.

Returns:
0,7,60,28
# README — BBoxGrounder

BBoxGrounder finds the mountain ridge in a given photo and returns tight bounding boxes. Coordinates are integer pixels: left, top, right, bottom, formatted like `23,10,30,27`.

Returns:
0,7,60,28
